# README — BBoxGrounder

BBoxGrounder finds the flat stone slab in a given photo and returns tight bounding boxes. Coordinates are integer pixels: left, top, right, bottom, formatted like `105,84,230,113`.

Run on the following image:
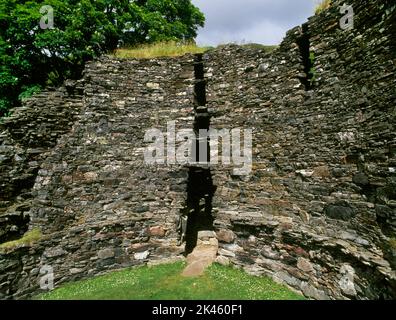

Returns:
182,233,219,277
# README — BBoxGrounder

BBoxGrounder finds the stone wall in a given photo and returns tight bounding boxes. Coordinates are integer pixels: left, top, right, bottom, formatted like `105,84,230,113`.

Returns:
0,82,84,243
206,0,396,299
1,55,198,299
0,0,395,300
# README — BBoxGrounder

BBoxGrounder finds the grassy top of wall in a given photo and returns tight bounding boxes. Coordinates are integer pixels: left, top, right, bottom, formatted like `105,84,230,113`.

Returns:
112,42,278,59
113,41,209,59
315,0,332,14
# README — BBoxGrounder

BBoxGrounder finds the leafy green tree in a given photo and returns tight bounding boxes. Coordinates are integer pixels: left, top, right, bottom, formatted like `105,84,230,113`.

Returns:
0,0,205,116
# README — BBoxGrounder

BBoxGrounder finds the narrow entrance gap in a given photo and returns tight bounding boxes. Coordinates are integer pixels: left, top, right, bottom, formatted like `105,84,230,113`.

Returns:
297,23,313,90
184,167,215,254
182,53,216,255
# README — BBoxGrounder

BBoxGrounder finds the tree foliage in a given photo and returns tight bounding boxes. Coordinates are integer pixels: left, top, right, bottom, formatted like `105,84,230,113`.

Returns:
0,0,205,116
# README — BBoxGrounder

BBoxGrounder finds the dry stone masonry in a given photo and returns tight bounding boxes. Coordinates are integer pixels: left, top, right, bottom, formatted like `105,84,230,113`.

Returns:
0,82,84,244
0,0,395,299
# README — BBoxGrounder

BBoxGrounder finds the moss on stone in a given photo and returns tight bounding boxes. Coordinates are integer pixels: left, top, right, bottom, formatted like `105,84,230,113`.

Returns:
0,228,42,252
389,238,396,250
241,43,278,52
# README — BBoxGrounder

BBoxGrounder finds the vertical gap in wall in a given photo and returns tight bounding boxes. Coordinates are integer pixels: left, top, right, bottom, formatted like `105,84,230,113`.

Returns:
297,23,313,90
183,54,216,255
184,168,215,254
194,54,206,107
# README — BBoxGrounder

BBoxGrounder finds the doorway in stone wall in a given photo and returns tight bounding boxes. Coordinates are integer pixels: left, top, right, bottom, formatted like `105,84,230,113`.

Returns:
183,166,216,255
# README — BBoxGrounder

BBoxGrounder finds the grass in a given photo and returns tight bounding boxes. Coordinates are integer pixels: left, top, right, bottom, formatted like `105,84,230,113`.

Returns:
0,228,42,252
113,42,277,60
37,261,305,300
113,41,209,59
315,0,332,14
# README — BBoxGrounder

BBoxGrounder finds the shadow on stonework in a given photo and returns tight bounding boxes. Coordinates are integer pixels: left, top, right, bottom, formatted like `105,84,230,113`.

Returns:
181,167,216,255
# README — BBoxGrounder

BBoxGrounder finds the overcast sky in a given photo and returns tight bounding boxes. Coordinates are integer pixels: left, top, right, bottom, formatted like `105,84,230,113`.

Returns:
191,0,317,46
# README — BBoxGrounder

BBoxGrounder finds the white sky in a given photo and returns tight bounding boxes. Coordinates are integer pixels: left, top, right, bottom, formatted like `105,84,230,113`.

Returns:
192,0,318,46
